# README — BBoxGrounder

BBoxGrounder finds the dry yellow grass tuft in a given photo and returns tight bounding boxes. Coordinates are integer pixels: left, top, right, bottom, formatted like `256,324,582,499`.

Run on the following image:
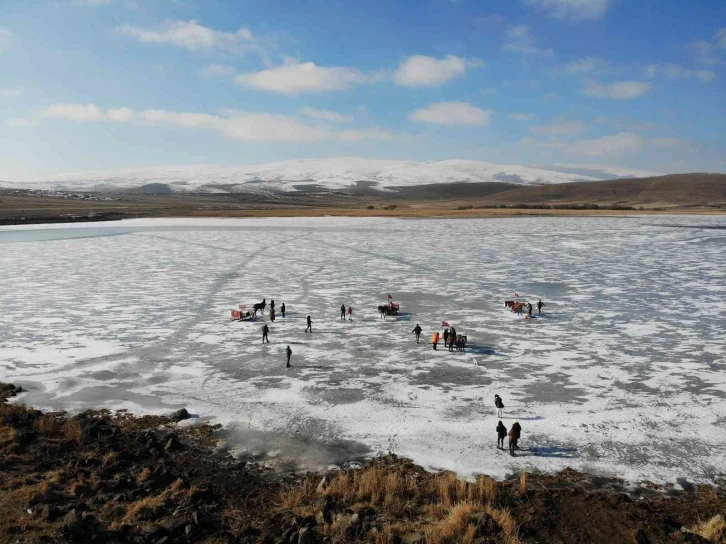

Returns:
325,472,356,503
121,494,167,523
102,451,117,467
34,415,61,436
432,471,468,507
63,418,83,445
425,502,481,544
169,478,185,495
471,475,498,505
487,507,521,544
136,467,153,484
689,514,726,543
519,472,529,497
357,465,386,503
0,425,19,447
276,479,315,511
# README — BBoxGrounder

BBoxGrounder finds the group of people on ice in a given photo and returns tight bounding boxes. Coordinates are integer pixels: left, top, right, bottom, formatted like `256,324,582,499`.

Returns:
426,326,467,352
494,394,522,456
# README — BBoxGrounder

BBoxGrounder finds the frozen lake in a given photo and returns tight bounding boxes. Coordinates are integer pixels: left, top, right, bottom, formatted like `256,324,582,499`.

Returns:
1,216,725,483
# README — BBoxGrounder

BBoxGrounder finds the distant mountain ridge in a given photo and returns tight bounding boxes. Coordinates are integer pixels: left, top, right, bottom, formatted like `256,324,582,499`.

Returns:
0,158,661,194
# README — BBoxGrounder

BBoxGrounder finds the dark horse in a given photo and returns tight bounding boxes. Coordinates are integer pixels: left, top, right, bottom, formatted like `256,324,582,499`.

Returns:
252,298,267,316
378,305,395,319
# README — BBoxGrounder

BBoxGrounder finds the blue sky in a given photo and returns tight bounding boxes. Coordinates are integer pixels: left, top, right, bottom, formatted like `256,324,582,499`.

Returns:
1,0,724,177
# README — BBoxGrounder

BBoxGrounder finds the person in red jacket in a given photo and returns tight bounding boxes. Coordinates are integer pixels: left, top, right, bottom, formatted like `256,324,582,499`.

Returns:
432,331,440,350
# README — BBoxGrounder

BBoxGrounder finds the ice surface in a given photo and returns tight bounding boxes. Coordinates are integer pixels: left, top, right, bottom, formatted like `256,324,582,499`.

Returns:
0,158,660,193
1,216,724,483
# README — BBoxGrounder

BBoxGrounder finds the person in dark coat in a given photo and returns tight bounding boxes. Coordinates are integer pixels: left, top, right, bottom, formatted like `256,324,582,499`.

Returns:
348,306,352,321
537,299,545,314
412,324,422,343
305,316,312,333
340,304,346,320
443,329,450,347
495,394,504,418
285,345,292,368
527,303,533,317
270,299,275,312
496,421,507,449
269,308,275,322
281,303,286,318
262,324,270,343
508,421,522,456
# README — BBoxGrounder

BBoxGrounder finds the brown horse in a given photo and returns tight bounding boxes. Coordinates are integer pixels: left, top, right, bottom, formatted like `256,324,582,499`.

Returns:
511,302,525,315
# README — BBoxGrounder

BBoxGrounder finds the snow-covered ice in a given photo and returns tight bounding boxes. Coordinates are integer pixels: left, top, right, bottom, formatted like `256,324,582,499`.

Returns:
1,216,724,483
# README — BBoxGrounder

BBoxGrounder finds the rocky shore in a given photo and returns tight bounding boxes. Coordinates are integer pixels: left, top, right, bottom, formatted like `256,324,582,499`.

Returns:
1,383,724,544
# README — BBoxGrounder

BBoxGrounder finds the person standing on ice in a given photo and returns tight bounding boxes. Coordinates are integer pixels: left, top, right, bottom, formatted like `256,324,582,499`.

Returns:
305,315,312,333
270,299,275,312
412,324,422,343
509,421,522,456
443,329,450,347
527,302,533,317
269,308,276,322
348,306,353,321
281,303,286,318
537,299,545,314
340,304,346,320
262,324,270,343
432,331,440,350
495,394,504,418
285,345,292,368
496,421,508,450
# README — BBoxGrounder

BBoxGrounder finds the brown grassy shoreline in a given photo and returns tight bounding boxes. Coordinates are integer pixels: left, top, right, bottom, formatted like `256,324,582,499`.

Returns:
1,383,725,544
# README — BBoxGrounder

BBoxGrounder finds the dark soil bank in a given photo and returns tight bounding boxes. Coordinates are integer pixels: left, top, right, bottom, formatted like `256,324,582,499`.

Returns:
1,383,724,544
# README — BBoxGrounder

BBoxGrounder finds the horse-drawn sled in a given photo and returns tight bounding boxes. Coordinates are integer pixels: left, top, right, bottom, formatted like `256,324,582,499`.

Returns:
378,301,400,319
231,302,261,321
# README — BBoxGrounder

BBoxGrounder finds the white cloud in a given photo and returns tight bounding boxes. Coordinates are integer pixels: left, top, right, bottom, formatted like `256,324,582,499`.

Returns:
336,128,393,141
561,57,606,75
523,132,644,156
525,0,610,21
393,55,480,87
688,27,726,65
37,102,395,142
0,28,12,52
695,70,716,82
7,118,36,127
478,14,506,24
651,137,689,149
44,103,106,121
202,63,236,77
107,107,135,122
595,116,660,132
508,112,535,122
502,25,555,58
235,61,378,94
529,118,585,136
569,132,644,156
0,88,21,97
645,63,715,82
299,107,352,122
409,102,492,126
583,80,651,99
119,20,257,54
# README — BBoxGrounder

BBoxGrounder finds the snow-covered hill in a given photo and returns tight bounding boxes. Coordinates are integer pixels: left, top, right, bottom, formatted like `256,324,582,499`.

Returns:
0,158,660,193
